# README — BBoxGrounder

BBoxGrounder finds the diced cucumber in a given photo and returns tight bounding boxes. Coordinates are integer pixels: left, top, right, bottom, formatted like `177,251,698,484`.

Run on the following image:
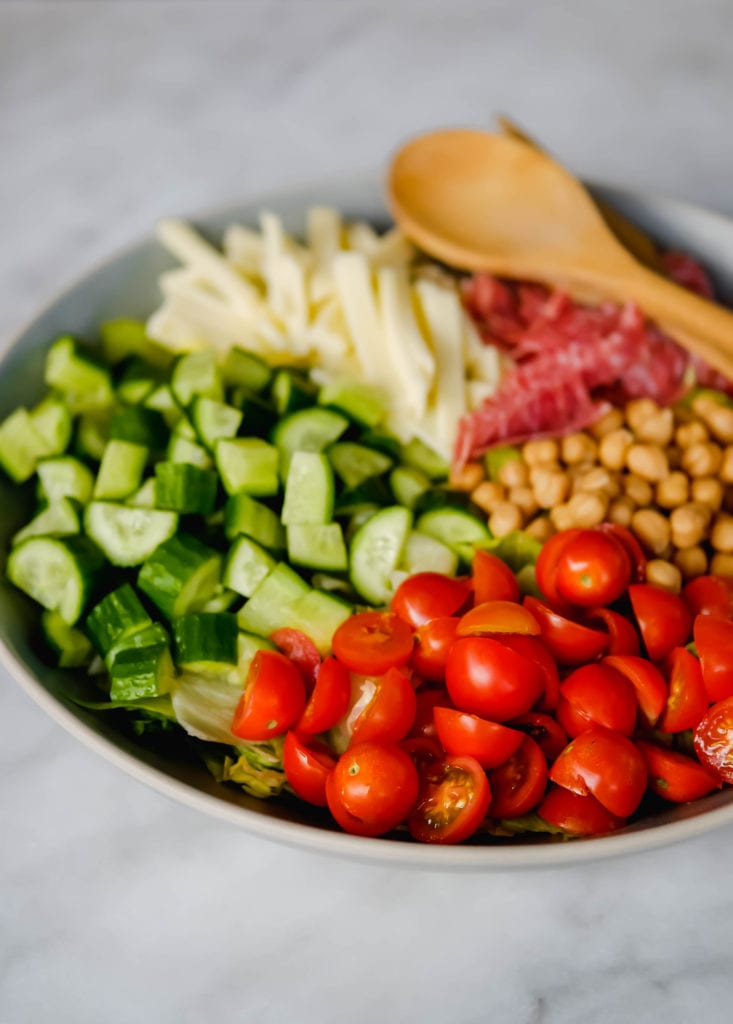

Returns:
94,440,148,500
75,412,110,461
271,407,349,474
328,442,393,490
144,384,182,428
41,609,94,668
318,379,387,428
116,358,160,405
173,417,197,441
137,532,222,619
85,583,153,658
45,336,114,413
287,589,352,655
173,612,239,671
400,437,450,480
101,318,172,368
109,623,175,701
126,478,157,508
167,434,213,470
270,369,317,416
349,505,412,605
7,536,104,624
390,465,431,509
415,508,491,563
358,430,403,459
199,587,239,613
235,631,277,675
171,351,223,407
237,562,310,636
11,498,80,546
37,457,95,504
109,406,168,449
223,536,277,598
0,408,48,482
222,348,272,393
84,502,178,566
287,523,348,572
484,444,521,482
29,395,73,457
215,438,279,497
224,492,285,549
190,396,242,450
281,451,334,525
154,462,218,514
400,530,458,577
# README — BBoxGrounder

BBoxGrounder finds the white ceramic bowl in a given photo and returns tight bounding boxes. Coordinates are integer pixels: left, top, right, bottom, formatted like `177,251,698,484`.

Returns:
4,174,733,870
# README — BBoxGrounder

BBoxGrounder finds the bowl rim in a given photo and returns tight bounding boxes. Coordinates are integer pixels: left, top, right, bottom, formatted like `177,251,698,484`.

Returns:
5,174,733,871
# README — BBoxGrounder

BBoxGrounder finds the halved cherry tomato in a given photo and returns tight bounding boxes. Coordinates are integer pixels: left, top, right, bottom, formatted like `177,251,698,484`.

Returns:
400,735,444,774
499,634,561,712
296,657,351,735
628,584,692,662
456,600,540,637
535,528,582,606
554,528,631,607
391,572,470,628
488,736,548,818
445,637,545,721
411,616,460,682
602,654,668,728
270,628,321,688
694,697,733,784
694,615,733,702
510,712,568,762
332,611,414,675
682,575,733,619
407,753,491,844
434,706,524,769
408,688,453,739
472,549,520,604
282,732,335,806
523,596,609,666
637,741,721,802
585,607,640,657
231,650,306,741
550,727,647,818
538,786,625,836
326,742,419,837
658,647,709,733
348,666,417,746
597,523,647,582
556,663,637,738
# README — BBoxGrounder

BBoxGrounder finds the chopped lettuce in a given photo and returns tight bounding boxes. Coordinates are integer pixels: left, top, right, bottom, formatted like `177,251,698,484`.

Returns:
204,737,288,799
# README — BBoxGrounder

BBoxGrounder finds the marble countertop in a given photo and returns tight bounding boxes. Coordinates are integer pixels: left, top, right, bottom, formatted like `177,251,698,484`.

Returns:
3,3,733,1021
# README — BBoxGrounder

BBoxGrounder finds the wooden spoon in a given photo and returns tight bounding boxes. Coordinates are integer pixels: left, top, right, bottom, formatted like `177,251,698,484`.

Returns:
387,128,733,379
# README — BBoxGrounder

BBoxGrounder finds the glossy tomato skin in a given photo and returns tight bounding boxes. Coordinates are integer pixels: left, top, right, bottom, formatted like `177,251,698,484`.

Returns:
231,650,306,741
391,572,469,628
296,657,351,735
658,647,709,733
538,786,625,836
411,616,459,682
550,727,647,818
433,706,524,769
456,600,540,638
332,611,414,676
585,607,640,657
682,575,733,619
499,634,561,712
282,732,335,806
693,615,733,702
472,549,520,604
597,524,647,582
523,596,609,666
554,529,631,607
407,754,491,844
326,742,419,837
445,637,545,722
602,654,668,728
637,741,721,803
556,663,637,738
694,698,733,784
510,712,568,762
488,736,548,818
348,667,417,746
270,628,321,688
535,529,582,606
628,584,692,662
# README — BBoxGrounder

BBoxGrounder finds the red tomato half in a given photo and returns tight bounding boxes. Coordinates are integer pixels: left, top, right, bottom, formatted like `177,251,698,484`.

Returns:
499,634,561,712
270,628,321,688
602,654,668,728
510,712,568,762
434,707,524,769
296,657,351,735
538,786,625,836
628,584,692,662
557,663,637,738
326,742,419,836
550,727,647,818
400,735,444,774
332,611,414,675
411,616,460,682
391,572,470,628
472,549,520,604
535,528,582,606
283,732,335,806
445,636,545,721
694,698,733,784
489,736,548,818
523,596,609,666
407,754,491,844
348,667,417,746
597,523,647,582
585,607,640,657
554,529,631,607
637,741,721,803
408,688,453,739
682,575,733,619
456,600,540,637
231,650,306,741
658,647,709,734
694,615,733,702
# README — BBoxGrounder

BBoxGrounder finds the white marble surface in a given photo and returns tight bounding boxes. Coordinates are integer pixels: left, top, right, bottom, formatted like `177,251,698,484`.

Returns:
3,2,733,1021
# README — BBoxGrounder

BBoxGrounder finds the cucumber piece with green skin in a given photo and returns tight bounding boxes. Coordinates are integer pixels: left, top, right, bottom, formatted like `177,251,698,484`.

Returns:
154,462,218,514
29,396,73,457
281,452,334,525
318,379,387,428
171,351,224,407
138,532,222,620
126,478,157,508
75,411,110,461
349,505,412,605
7,536,104,625
101,318,172,368
84,502,178,567
400,437,450,481
94,440,148,500
389,465,431,509
173,417,197,441
287,589,352,656
167,434,213,470
85,583,153,658
270,369,317,416
237,562,310,637
11,498,80,546
173,612,239,670
415,508,491,563
222,348,272,393
109,623,175,701
224,492,285,549
223,536,277,597
37,457,95,504
109,406,168,449
41,609,94,668
190,396,242,450
270,407,349,475
144,384,182,428
328,443,393,490
45,336,114,413
199,587,240,613
215,438,280,497
287,523,348,572
400,530,458,578
116,358,161,405
0,408,49,482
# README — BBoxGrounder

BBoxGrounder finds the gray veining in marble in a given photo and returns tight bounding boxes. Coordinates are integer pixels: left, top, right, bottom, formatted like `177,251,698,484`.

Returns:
3,3,733,1022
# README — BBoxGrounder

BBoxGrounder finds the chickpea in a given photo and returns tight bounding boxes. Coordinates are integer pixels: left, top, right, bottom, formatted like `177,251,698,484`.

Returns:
626,444,669,482
719,447,733,483
711,512,733,553
669,502,712,549
646,559,682,594
702,403,733,444
450,460,484,492
509,486,539,519
572,466,621,500
489,501,523,537
675,421,708,448
549,503,574,532
631,508,671,556
691,477,724,512
522,438,560,466
623,474,654,507
681,442,723,478
711,552,733,576
498,459,529,489
607,496,636,527
530,467,570,510
655,471,689,510
598,428,634,471
561,432,598,465
590,408,625,438
525,516,555,542
673,545,708,580
559,491,609,529
635,408,675,446
625,398,660,434
471,481,506,514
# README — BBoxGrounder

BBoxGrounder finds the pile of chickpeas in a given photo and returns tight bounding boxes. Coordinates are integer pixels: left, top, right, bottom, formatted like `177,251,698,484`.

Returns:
452,392,733,594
